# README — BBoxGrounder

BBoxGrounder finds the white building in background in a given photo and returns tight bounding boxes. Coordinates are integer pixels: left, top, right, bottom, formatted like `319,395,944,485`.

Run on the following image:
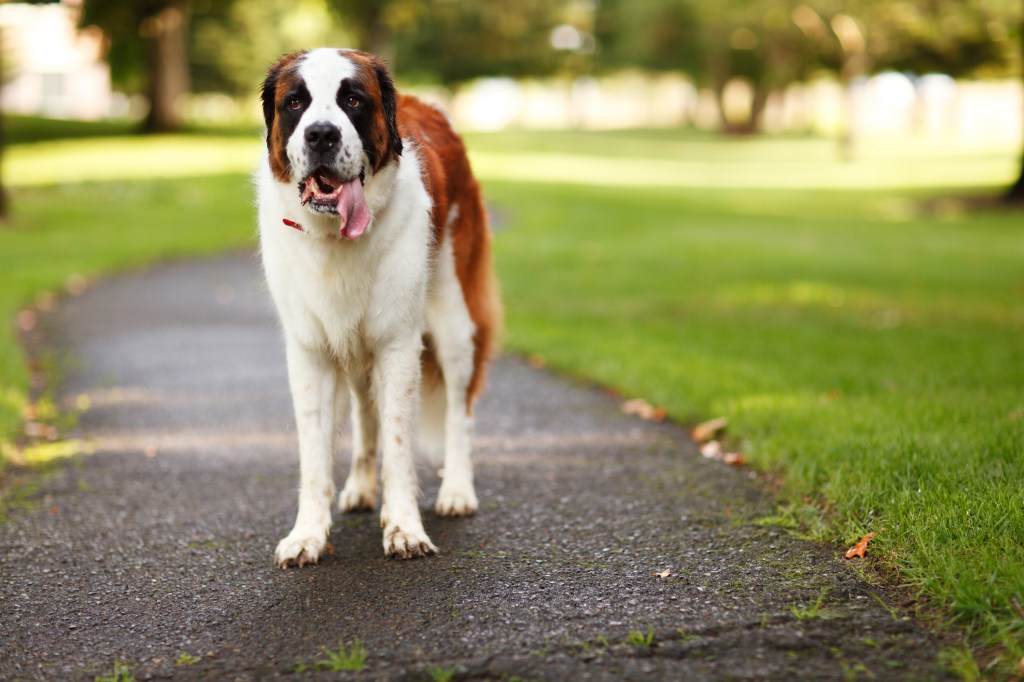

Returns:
0,1,111,120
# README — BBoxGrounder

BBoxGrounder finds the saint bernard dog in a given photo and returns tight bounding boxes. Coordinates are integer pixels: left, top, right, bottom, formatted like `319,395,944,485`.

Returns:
257,48,501,567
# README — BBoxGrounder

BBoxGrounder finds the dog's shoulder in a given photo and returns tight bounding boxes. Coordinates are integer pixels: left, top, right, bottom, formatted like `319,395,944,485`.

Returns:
397,95,481,238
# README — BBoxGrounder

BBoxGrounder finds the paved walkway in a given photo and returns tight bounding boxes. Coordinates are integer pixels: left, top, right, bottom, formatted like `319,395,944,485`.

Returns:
1,254,947,680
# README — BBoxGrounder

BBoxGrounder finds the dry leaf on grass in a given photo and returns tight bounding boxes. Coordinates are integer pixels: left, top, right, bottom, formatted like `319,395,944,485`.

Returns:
722,452,746,467
691,417,727,443
621,398,666,422
653,569,671,578
844,532,876,559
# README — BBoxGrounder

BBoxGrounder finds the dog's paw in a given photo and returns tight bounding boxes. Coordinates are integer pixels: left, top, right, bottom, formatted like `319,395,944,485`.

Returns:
382,522,437,559
339,482,376,513
435,480,478,517
275,529,329,568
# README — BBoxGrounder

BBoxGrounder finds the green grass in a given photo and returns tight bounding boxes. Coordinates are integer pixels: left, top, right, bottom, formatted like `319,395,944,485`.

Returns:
0,120,256,468
95,659,134,682
474,129,1023,671
625,626,655,647
790,591,829,621
1,118,1021,673
294,639,367,673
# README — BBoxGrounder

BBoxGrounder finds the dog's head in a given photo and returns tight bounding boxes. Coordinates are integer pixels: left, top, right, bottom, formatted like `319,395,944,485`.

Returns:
261,48,403,238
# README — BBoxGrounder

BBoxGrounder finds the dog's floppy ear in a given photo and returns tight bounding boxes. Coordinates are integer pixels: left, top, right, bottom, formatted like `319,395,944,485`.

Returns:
374,60,403,160
260,62,282,146
261,51,306,150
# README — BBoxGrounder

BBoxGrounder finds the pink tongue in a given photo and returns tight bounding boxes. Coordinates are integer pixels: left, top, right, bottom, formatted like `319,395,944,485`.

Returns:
336,179,371,240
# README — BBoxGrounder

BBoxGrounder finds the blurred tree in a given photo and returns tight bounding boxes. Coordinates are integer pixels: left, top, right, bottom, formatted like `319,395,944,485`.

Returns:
81,0,192,132
378,0,572,86
597,0,1021,135
0,27,8,223
854,0,1019,77
192,0,352,96
328,0,426,60
598,0,819,133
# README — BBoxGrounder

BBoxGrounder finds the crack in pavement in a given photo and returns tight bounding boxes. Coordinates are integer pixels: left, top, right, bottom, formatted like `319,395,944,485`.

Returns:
1,253,949,680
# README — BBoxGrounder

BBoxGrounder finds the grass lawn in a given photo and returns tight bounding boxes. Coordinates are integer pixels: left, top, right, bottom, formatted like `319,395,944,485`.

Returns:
2,121,1022,674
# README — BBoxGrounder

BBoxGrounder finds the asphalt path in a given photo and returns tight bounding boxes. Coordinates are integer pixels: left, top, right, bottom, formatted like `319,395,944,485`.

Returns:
1,253,948,680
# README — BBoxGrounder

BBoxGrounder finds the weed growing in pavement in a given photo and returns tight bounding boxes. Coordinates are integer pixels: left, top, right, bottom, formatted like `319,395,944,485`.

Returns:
626,626,655,647
790,591,828,620
294,639,367,672
95,659,134,682
426,664,456,682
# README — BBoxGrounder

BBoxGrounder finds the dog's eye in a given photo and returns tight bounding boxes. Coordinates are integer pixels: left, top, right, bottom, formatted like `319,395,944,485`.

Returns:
344,96,361,109
287,97,303,111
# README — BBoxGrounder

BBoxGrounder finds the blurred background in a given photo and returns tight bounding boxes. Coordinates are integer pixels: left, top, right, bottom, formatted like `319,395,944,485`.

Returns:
1,0,1020,142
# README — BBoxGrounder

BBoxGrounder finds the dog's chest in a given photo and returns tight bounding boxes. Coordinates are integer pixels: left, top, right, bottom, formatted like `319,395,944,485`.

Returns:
267,231,431,364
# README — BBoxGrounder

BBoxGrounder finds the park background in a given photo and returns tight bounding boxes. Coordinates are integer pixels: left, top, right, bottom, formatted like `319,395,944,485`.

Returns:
0,0,1021,678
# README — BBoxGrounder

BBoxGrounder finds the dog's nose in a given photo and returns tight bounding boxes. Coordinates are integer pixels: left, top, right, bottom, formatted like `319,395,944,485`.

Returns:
304,123,340,152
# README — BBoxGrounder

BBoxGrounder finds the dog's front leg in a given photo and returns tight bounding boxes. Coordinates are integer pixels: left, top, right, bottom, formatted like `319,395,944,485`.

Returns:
375,336,437,558
275,340,338,568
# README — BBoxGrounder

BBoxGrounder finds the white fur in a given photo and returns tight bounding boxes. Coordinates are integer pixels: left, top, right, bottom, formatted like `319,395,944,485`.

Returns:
287,51,363,194
258,49,480,566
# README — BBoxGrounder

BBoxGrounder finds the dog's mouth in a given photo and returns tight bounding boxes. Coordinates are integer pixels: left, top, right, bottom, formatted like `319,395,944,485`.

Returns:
298,168,371,240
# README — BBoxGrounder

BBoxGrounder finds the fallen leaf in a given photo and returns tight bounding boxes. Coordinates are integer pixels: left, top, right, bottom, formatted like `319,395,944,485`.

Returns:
621,398,665,422
653,569,671,578
723,452,746,467
844,532,876,559
35,291,58,312
66,274,87,296
691,417,727,443
16,309,37,332
23,421,45,438
700,440,722,459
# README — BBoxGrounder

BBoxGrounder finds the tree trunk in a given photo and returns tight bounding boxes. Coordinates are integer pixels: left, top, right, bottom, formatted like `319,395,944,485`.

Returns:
0,31,9,224
0,110,9,224
1008,161,1024,202
142,0,190,133
1006,5,1024,203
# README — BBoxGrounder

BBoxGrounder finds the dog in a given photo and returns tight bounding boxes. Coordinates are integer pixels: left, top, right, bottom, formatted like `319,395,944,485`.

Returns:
257,48,501,567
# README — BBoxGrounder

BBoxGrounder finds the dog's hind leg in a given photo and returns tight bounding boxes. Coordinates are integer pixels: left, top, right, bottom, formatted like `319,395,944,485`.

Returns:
339,367,378,512
427,239,479,517
275,341,339,568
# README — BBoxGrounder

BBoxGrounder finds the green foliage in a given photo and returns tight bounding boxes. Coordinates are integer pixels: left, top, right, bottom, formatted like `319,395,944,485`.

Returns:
95,659,134,682
295,639,367,672
192,0,353,95
389,0,574,84
790,591,828,620
625,626,655,647
426,664,456,682
175,653,201,666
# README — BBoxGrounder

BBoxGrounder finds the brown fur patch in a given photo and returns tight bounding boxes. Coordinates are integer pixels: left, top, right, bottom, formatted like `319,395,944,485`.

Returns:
265,52,305,184
399,97,503,412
